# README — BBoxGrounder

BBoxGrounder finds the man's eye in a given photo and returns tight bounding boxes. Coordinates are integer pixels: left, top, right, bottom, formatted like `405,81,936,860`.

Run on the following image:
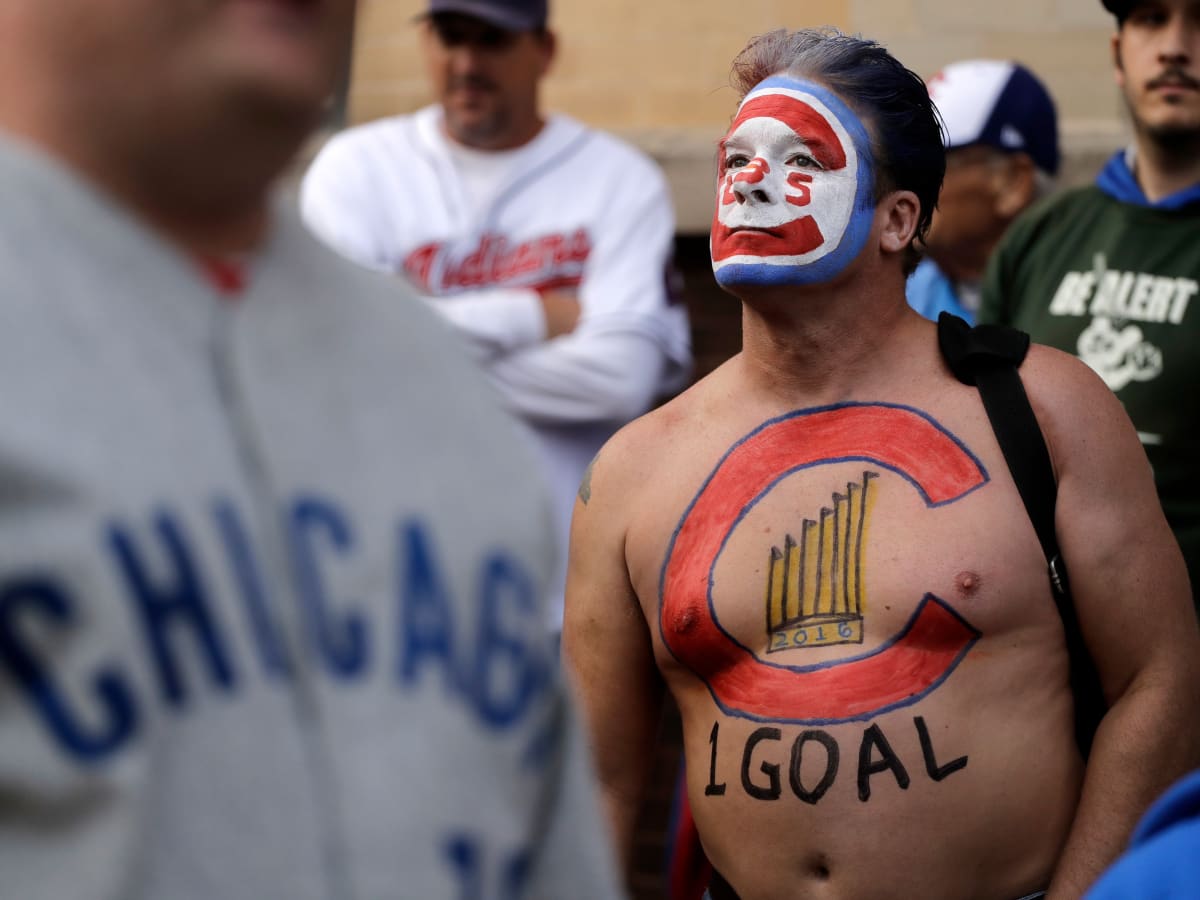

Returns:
1128,6,1168,26
436,27,468,46
725,155,750,169
788,153,822,169
479,28,517,49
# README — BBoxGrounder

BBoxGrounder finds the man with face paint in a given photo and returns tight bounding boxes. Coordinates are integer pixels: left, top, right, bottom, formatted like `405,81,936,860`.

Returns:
709,74,878,290
565,27,1200,900
0,0,626,897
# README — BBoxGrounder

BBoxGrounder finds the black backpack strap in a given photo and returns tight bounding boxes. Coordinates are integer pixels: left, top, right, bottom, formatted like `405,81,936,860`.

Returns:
937,312,1102,754
937,313,1065,589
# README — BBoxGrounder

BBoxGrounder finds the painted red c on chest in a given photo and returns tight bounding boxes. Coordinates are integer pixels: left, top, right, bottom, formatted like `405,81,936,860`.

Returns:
658,403,989,725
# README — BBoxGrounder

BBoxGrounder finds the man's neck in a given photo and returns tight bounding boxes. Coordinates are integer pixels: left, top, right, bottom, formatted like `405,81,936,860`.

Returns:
735,271,917,404
932,252,988,286
1131,132,1200,203
442,114,547,153
48,133,275,256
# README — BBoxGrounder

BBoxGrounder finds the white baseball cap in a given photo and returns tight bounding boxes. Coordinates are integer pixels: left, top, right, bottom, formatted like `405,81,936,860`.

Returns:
928,60,1060,176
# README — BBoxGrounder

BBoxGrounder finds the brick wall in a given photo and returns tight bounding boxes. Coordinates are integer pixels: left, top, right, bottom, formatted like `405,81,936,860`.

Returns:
341,0,1130,231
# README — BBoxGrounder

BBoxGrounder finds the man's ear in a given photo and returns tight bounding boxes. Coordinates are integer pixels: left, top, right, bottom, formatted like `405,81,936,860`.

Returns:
878,190,920,256
539,29,558,77
1112,31,1126,88
994,153,1036,219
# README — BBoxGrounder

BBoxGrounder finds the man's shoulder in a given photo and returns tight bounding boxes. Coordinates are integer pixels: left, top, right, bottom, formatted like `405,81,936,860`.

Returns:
589,378,699,470
993,184,1110,269
1018,339,1128,439
1017,182,1099,230
271,203,434,325
271,206,538,426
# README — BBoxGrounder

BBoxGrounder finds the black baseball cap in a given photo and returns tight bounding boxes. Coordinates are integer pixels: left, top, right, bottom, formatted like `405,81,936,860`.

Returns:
1101,0,1137,21
426,0,548,31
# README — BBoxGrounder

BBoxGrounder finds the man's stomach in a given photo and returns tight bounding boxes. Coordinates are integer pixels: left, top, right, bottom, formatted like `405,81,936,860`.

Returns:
675,676,1082,900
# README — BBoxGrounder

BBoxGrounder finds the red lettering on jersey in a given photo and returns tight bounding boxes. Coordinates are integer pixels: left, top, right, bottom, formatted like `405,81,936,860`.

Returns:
404,231,591,294
403,243,441,289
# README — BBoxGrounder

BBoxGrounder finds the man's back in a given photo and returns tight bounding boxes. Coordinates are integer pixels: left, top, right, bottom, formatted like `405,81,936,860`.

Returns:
0,137,621,900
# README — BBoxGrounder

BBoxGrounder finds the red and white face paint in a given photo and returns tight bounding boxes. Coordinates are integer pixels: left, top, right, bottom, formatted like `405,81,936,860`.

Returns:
711,76,875,288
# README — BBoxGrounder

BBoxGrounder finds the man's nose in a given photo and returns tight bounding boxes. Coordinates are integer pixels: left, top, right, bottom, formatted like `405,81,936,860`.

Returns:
447,43,485,75
1158,13,1195,64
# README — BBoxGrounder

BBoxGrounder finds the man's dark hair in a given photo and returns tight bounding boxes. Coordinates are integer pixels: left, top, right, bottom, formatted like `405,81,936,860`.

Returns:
730,28,945,265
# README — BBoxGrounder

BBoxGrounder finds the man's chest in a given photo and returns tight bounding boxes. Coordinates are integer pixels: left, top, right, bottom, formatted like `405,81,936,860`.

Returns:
629,400,1057,716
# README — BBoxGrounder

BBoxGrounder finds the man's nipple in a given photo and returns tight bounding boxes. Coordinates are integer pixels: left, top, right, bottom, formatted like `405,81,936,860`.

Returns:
671,605,700,635
955,570,982,598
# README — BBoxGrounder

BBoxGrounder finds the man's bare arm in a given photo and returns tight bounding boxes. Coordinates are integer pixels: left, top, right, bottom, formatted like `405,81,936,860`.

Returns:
562,443,666,874
1028,348,1200,898
538,289,581,339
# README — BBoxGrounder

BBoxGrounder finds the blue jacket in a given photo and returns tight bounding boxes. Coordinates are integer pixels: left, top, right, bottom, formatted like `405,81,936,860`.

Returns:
1084,770,1200,898
906,257,976,324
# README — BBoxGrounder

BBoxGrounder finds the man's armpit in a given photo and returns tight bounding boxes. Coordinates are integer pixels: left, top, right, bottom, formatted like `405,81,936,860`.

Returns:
578,452,599,505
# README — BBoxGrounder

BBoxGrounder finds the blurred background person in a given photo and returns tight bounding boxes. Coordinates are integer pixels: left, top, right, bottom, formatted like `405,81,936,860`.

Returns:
1084,769,1200,899
301,0,692,639
907,59,1060,323
0,0,626,897
981,0,1200,598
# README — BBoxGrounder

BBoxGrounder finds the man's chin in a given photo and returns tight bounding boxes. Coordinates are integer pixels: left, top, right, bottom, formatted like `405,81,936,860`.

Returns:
1142,115,1200,149
442,106,506,147
228,87,329,144
712,261,822,291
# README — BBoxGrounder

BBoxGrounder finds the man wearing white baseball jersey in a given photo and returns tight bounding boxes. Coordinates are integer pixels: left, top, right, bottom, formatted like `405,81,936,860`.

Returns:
300,0,692,634
0,1,624,898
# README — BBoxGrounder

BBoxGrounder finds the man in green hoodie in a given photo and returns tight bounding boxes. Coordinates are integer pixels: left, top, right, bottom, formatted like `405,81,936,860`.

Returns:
980,0,1200,603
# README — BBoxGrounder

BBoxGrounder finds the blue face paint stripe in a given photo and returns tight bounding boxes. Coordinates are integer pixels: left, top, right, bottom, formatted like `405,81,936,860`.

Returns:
713,75,877,288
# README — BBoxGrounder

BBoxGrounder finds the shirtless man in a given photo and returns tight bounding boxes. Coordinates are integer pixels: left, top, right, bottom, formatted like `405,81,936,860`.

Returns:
564,28,1200,900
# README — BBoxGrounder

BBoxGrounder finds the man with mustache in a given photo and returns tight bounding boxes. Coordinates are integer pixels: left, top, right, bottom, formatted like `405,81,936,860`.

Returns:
301,0,691,641
565,26,1200,900
981,0,1200,605
0,0,625,897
